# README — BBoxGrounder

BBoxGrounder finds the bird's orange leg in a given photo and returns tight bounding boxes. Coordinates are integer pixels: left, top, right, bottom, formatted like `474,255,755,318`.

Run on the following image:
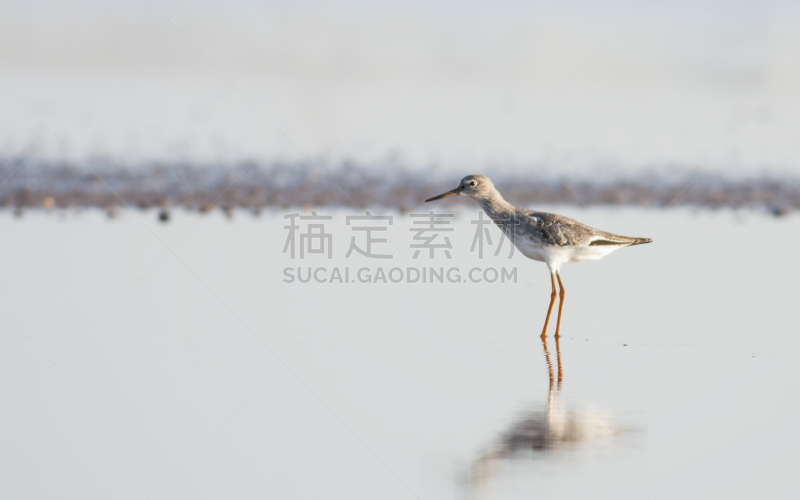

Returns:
555,271,566,339
540,272,557,339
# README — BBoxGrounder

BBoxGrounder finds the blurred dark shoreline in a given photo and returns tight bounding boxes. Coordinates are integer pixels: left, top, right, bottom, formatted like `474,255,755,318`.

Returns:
1,160,798,217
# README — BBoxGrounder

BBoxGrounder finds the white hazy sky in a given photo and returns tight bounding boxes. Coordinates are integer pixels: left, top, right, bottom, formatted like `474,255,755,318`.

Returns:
2,0,800,177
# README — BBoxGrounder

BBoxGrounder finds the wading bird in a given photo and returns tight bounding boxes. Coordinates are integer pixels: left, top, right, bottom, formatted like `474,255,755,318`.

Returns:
425,175,651,338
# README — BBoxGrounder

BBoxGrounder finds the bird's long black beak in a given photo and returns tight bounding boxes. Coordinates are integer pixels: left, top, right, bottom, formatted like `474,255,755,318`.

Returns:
425,186,461,202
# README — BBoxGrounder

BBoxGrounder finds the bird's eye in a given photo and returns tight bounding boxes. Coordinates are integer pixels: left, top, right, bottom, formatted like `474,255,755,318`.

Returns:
469,181,477,187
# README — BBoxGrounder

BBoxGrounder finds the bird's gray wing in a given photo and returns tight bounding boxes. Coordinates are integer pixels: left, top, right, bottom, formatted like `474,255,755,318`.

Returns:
523,210,651,247
516,211,587,247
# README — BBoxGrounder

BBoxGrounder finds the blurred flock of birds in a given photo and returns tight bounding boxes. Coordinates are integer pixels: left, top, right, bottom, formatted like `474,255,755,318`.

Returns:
0,159,798,220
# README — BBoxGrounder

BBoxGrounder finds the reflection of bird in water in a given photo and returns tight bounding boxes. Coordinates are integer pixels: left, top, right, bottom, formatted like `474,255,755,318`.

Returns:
426,175,651,338
469,338,621,495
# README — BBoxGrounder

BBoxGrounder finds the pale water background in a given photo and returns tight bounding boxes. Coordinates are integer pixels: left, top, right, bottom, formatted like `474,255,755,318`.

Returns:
4,0,800,177
1,206,799,499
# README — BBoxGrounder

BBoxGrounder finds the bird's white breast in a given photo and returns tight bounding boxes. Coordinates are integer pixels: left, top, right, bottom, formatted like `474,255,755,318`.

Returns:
512,238,549,262
512,238,626,268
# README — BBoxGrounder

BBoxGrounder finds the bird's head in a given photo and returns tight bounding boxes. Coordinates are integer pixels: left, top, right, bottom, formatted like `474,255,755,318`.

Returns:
425,175,495,202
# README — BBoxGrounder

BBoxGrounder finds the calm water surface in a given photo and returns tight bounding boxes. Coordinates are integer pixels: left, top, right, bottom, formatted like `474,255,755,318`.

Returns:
0,206,798,499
